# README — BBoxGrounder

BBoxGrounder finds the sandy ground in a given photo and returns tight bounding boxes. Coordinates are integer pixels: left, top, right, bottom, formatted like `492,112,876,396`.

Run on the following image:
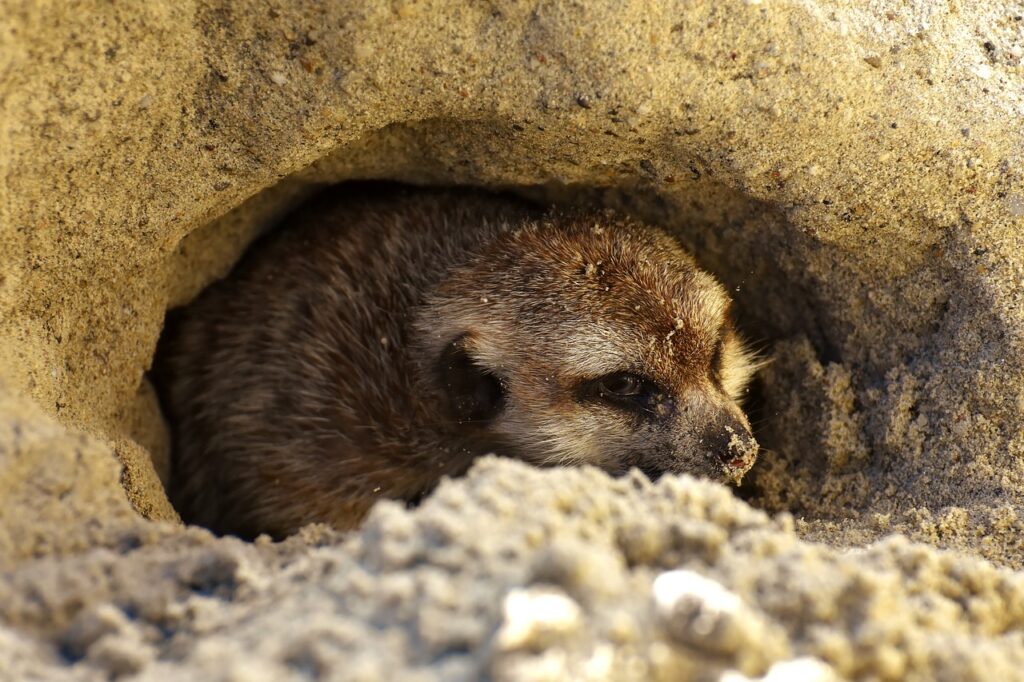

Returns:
1,0,1023,679
5,458,1024,681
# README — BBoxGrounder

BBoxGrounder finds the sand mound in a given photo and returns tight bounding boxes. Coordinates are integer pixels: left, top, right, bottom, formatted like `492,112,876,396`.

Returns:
1,0,1022,678
5,458,1024,681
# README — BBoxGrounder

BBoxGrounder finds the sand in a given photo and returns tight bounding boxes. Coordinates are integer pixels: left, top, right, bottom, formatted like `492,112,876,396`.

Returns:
1,0,1022,679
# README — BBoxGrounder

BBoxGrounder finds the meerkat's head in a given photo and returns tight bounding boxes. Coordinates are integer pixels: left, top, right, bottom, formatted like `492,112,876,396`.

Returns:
414,212,762,483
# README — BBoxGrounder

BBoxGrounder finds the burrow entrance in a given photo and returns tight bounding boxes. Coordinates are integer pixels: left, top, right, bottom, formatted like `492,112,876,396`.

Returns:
143,119,998,547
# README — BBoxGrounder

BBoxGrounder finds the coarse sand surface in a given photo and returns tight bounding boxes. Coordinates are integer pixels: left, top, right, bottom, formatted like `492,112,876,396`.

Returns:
1,1,1022,679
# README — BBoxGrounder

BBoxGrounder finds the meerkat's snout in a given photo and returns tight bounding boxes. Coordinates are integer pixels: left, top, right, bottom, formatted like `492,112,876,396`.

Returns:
659,390,759,482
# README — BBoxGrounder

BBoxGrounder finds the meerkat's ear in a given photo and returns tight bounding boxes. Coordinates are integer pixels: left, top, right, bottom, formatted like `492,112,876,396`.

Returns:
436,334,506,424
719,333,768,403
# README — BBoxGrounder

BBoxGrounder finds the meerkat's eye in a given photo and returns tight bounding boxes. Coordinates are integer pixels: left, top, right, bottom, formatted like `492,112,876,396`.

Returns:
581,372,669,417
598,373,644,396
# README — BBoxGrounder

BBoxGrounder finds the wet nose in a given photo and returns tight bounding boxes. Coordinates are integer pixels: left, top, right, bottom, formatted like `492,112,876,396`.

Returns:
702,413,759,474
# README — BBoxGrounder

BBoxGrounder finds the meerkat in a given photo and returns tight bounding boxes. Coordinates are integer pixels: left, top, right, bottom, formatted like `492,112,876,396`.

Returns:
155,185,762,539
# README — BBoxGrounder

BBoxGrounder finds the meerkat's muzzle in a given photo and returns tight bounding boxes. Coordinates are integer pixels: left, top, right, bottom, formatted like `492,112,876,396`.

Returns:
652,397,759,484
699,411,759,482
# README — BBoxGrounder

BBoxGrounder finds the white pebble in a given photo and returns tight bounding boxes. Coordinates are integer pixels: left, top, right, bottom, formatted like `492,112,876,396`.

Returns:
652,569,775,656
495,587,582,650
720,657,837,682
652,570,742,625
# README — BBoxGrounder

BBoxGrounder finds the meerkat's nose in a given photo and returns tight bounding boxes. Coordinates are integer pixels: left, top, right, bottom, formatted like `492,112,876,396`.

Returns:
701,411,759,477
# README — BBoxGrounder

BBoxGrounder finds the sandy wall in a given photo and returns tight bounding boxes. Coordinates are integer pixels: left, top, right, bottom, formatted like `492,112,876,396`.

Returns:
1,0,1023,678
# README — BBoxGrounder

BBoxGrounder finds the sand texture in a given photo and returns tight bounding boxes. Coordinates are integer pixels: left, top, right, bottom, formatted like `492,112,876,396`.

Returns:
1,0,1023,679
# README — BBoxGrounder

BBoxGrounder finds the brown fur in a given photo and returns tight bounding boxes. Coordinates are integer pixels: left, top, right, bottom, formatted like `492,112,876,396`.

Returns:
155,186,761,539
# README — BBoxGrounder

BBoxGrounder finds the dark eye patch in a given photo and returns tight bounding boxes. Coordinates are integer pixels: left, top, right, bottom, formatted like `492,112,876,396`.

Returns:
579,372,673,419
436,336,505,424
